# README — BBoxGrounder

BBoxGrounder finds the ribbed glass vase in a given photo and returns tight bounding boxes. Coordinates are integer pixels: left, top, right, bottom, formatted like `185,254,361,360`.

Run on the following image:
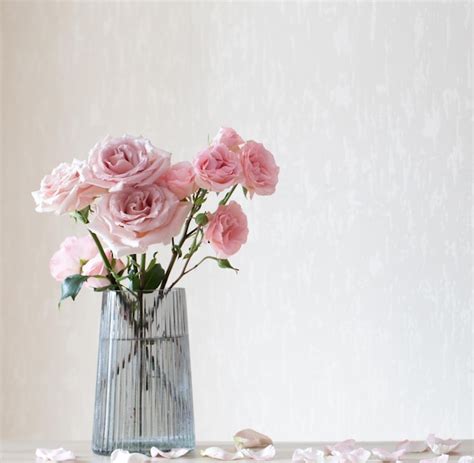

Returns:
92,288,195,455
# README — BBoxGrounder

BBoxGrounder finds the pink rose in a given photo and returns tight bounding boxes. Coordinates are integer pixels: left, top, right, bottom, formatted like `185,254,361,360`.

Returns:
157,161,198,199
240,141,279,196
49,235,98,281
88,184,191,257
82,135,170,192
213,127,244,152
82,250,125,288
32,160,103,215
194,143,242,192
204,201,248,258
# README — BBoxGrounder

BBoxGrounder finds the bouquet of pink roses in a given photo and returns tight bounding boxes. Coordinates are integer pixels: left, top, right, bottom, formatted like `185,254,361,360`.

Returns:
33,128,279,304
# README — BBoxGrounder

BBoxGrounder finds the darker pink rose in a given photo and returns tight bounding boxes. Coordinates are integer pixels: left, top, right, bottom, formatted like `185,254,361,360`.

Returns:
88,184,191,257
240,141,279,196
204,201,248,258
157,161,198,199
82,135,170,191
194,143,242,192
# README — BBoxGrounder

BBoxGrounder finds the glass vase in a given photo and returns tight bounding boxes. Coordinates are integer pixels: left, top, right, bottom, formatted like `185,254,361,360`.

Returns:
92,288,195,455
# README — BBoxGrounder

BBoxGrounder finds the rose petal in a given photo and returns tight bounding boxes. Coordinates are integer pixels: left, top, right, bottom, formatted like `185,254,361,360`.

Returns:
241,445,276,461
459,457,473,463
326,441,357,456
420,455,450,463
396,441,428,453
150,447,190,459
110,449,148,463
426,435,461,455
200,447,244,460
372,448,406,462
35,448,76,461
331,448,371,463
292,448,326,463
233,429,273,449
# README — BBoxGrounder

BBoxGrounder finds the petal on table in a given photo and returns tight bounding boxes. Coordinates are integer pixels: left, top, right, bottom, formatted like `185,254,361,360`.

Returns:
150,447,190,459
292,448,326,463
396,441,428,453
35,448,76,461
200,447,244,460
426,435,461,455
233,429,273,449
110,449,148,463
241,445,276,461
326,440,357,456
331,448,371,463
372,448,406,461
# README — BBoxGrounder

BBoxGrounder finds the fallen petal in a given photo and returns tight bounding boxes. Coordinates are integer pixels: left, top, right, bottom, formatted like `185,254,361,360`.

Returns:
426,435,461,455
458,457,473,463
35,448,76,461
326,441,357,456
150,447,190,459
332,448,371,463
200,447,244,460
110,449,148,463
292,448,325,463
372,448,406,462
233,429,273,450
241,445,276,461
420,455,449,463
396,441,428,453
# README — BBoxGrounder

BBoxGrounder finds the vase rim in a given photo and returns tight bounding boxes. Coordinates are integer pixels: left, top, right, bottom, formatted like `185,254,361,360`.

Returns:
103,287,185,294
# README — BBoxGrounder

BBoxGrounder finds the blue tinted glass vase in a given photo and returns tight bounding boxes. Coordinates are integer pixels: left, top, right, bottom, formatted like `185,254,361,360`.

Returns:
92,288,195,455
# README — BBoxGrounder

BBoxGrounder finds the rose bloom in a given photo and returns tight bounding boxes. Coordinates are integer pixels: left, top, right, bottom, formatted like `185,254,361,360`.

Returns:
194,143,242,192
88,184,191,257
49,235,98,281
82,135,170,192
32,160,103,215
240,141,279,196
212,127,244,152
157,161,198,199
82,250,125,289
204,201,248,258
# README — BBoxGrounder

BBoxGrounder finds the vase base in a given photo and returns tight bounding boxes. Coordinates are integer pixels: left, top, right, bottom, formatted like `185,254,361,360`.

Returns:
92,437,195,456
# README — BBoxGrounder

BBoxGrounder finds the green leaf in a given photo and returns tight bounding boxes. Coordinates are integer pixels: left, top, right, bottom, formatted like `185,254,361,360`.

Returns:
195,213,208,226
217,259,239,272
59,274,88,305
242,186,248,198
143,262,165,290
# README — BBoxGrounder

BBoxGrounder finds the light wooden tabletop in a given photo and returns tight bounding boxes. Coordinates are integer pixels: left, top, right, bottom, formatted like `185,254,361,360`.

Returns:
1,440,472,463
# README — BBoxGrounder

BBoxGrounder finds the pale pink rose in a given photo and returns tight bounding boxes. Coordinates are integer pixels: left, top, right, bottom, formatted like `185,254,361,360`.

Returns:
213,127,244,152
157,161,198,199
88,184,191,257
49,235,98,281
204,201,248,258
82,250,125,288
194,143,242,192
82,135,170,192
240,141,279,196
32,160,103,215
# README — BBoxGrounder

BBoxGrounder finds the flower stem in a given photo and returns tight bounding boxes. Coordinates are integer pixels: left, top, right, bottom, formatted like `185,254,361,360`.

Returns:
168,256,217,290
160,189,206,290
88,230,118,286
219,184,237,206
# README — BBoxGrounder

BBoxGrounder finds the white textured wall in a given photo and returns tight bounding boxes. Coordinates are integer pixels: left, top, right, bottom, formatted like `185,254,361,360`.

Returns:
1,1,472,442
